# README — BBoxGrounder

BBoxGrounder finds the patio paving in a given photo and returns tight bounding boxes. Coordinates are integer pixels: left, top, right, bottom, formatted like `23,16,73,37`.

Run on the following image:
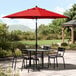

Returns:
0,50,76,76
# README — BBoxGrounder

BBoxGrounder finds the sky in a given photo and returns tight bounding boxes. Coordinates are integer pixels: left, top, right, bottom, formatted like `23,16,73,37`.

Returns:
0,0,76,29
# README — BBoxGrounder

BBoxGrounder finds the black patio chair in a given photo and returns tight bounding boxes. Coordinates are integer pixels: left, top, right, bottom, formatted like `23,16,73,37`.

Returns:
48,47,65,69
56,47,65,68
21,50,40,70
12,48,39,70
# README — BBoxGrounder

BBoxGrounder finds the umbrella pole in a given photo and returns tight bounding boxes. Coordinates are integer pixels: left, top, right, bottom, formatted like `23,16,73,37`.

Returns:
35,18,38,69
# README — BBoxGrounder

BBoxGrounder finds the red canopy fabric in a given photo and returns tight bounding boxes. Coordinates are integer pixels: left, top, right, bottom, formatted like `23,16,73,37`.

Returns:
3,6,68,19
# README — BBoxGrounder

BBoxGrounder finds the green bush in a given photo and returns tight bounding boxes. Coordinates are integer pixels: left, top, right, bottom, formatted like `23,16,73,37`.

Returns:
16,43,26,50
0,49,7,57
10,42,19,50
69,44,76,49
10,42,26,50
0,49,13,57
0,42,26,57
61,42,68,46
15,48,22,56
51,43,59,48
0,42,12,50
6,50,12,57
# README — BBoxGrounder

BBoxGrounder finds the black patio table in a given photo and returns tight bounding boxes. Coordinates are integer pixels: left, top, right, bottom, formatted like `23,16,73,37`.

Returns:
23,49,50,69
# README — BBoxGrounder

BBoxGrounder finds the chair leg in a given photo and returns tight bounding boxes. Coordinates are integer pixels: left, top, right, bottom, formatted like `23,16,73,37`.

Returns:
38,59,39,65
37,59,39,68
32,59,39,70
54,58,55,69
56,57,58,67
22,58,25,69
33,60,35,69
33,59,34,65
63,57,65,68
48,57,52,68
26,59,27,68
48,57,50,68
14,58,17,70
12,57,14,68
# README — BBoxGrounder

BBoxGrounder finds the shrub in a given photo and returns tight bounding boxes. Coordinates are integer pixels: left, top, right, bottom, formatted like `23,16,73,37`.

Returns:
0,49,13,57
69,44,76,49
61,42,68,46
10,42,19,50
15,48,22,56
0,42,12,50
51,43,59,48
0,49,7,57
16,43,26,50
6,50,12,57
10,42,26,50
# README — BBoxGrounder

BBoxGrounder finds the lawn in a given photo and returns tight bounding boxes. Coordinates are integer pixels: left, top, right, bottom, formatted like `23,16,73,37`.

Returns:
19,39,68,45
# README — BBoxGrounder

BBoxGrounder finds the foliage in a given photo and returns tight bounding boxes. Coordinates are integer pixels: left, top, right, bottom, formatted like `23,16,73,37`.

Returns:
0,42,12,50
61,42,68,46
0,49,7,57
64,4,76,21
0,23,10,49
0,47,22,57
10,42,26,56
69,43,76,49
10,30,35,41
38,24,52,39
0,49,13,57
51,43,59,48
38,24,50,35
6,50,12,57
10,41,25,50
48,19,66,39
11,30,24,41
14,48,22,56
0,66,20,76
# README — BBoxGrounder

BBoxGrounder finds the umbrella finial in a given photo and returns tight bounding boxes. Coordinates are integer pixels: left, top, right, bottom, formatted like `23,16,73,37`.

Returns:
36,6,38,7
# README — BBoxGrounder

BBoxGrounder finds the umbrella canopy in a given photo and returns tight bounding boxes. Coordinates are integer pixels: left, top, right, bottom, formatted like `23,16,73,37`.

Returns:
3,6,68,19
3,6,68,69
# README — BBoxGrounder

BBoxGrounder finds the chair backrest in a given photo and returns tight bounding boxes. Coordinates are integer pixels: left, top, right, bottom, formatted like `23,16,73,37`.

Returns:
57,47,65,56
43,46,51,50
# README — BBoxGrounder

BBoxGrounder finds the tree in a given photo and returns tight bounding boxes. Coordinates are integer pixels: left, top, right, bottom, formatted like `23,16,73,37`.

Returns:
0,23,9,42
0,23,11,49
48,19,66,39
10,30,24,41
38,24,51,39
64,4,76,21
38,24,51,35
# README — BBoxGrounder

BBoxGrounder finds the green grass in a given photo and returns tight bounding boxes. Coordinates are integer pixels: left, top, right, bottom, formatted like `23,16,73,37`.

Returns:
19,39,68,45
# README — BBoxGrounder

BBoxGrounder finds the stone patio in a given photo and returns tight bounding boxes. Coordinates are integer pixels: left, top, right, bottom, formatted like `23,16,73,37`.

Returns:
0,51,76,76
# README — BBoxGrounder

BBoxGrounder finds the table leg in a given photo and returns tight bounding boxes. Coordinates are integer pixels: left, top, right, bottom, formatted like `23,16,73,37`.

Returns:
41,52,44,68
29,51,31,67
35,51,38,69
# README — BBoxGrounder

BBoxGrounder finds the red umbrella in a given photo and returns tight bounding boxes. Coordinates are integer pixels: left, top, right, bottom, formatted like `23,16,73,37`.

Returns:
3,6,67,19
3,6,68,68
